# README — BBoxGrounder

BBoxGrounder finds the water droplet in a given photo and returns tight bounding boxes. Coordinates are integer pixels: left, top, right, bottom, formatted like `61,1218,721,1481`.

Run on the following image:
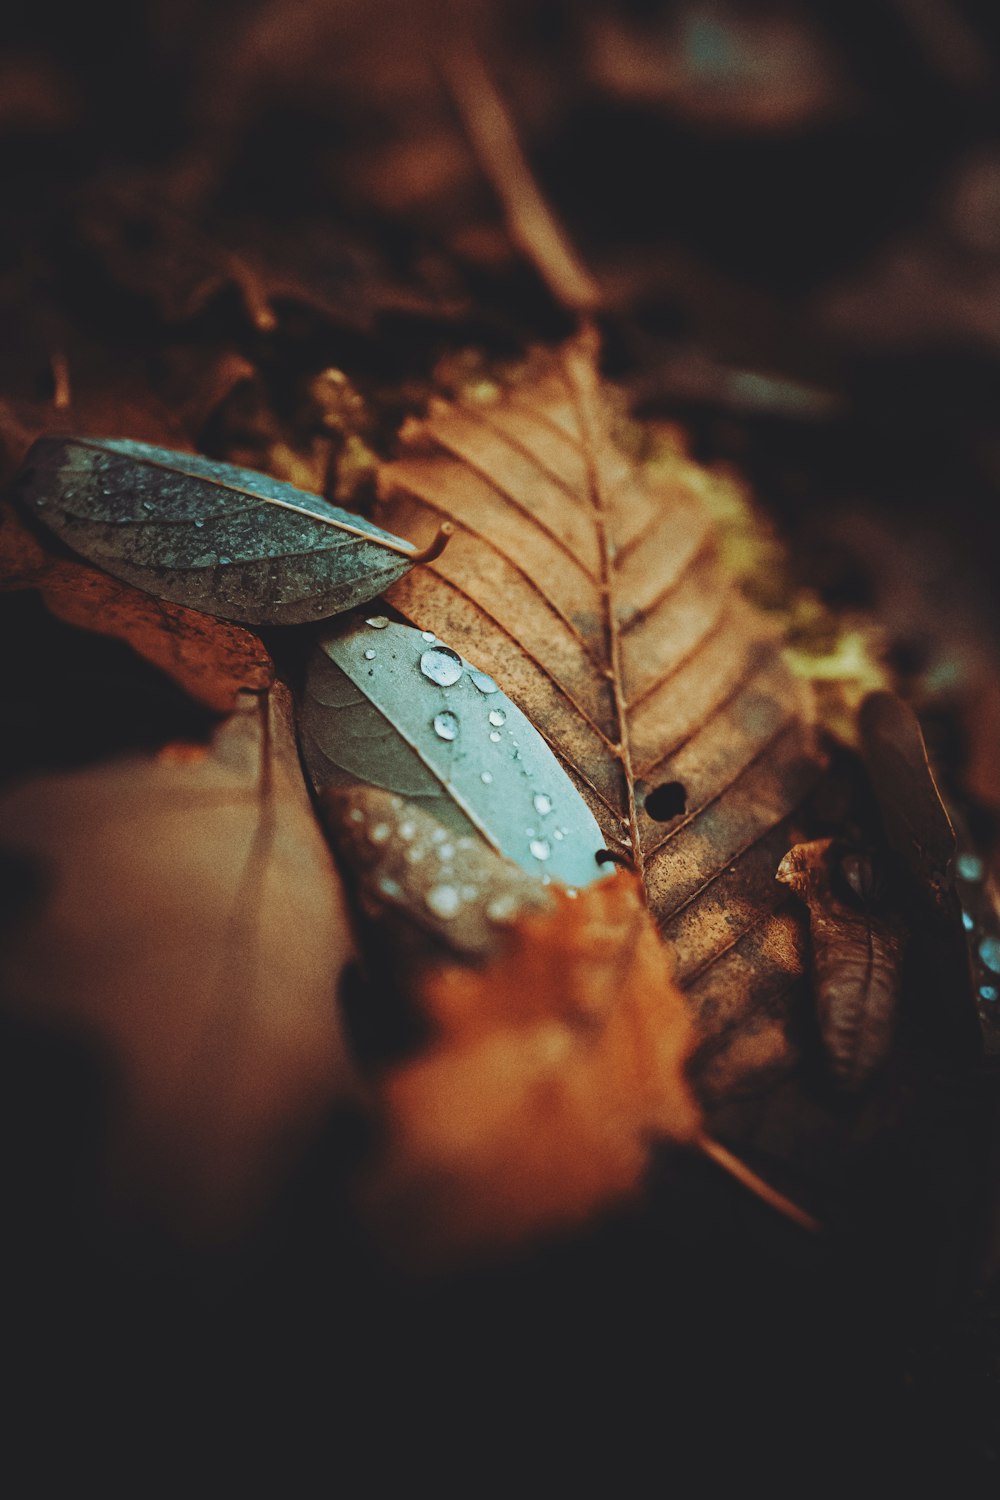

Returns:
421,630,437,642
405,846,424,865
398,821,416,841
348,808,364,824
488,709,506,727
486,893,520,925
566,888,578,899
426,884,461,919
378,877,403,901
142,500,155,511
420,646,463,686
958,853,984,882
512,750,522,761
364,649,376,661
460,885,478,901
366,615,389,629
510,738,519,747
963,911,975,931
470,669,499,694
218,555,233,566
489,731,501,742
433,710,459,741
458,837,475,850
481,771,493,784
438,843,455,861
369,822,391,844
979,936,1000,973
533,793,553,816
194,518,205,529
526,828,537,839
981,985,998,1002
552,829,564,841
530,838,551,862
431,827,447,843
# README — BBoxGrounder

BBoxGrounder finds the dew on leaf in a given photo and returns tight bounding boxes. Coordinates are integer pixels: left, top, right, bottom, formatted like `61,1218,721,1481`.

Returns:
488,709,506,727
369,822,390,844
366,615,389,629
486,893,520,925
979,936,1000,973
433,710,459,741
489,731,501,742
426,884,461,919
529,838,551,861
533,793,553,816
420,645,463,686
378,877,403,901
364,649,376,661
481,771,493,784
469,669,499,694
398,820,416,841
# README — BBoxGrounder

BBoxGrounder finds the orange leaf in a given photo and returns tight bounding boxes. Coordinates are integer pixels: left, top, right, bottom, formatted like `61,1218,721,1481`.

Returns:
0,504,272,714
365,871,701,1260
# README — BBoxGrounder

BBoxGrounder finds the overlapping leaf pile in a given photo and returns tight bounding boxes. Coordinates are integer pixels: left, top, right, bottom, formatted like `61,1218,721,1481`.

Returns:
376,329,828,1115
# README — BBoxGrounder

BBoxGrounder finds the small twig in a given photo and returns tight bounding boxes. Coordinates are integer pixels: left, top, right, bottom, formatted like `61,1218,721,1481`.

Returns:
442,41,601,315
50,351,72,411
698,1134,821,1233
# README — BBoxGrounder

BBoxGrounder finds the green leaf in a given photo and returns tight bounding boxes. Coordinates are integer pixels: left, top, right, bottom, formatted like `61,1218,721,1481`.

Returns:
16,436,444,625
298,615,612,889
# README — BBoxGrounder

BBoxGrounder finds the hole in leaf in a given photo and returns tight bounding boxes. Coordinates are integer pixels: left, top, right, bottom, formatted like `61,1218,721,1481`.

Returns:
644,781,687,821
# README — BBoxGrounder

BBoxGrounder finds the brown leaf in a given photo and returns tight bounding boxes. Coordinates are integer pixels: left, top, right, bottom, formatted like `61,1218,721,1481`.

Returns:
777,839,906,1090
364,871,702,1261
375,329,826,1107
0,504,273,713
859,690,956,899
0,686,356,1231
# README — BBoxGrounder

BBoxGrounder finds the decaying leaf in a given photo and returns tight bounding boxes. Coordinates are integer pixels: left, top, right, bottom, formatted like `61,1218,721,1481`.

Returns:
858,690,956,899
300,615,610,887
363,871,702,1260
0,503,273,714
0,686,356,1230
375,329,827,1105
16,435,449,626
777,839,906,1089
323,786,553,960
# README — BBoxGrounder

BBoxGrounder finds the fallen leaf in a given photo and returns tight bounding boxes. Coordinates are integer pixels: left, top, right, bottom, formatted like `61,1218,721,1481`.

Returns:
858,690,956,899
363,871,702,1260
17,435,449,626
0,503,272,714
300,615,610,886
0,686,357,1230
322,785,554,961
777,839,906,1089
375,329,827,1106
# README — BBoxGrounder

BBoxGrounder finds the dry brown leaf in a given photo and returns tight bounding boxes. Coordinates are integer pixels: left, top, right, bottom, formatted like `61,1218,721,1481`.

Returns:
0,503,273,714
777,839,906,1090
375,329,826,1111
365,871,702,1260
0,686,356,1231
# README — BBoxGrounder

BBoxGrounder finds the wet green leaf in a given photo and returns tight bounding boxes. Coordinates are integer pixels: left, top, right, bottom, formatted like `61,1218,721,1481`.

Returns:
298,615,611,888
15,435,439,625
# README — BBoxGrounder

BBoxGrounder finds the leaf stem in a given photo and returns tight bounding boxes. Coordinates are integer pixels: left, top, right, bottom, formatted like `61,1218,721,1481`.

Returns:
697,1134,821,1233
